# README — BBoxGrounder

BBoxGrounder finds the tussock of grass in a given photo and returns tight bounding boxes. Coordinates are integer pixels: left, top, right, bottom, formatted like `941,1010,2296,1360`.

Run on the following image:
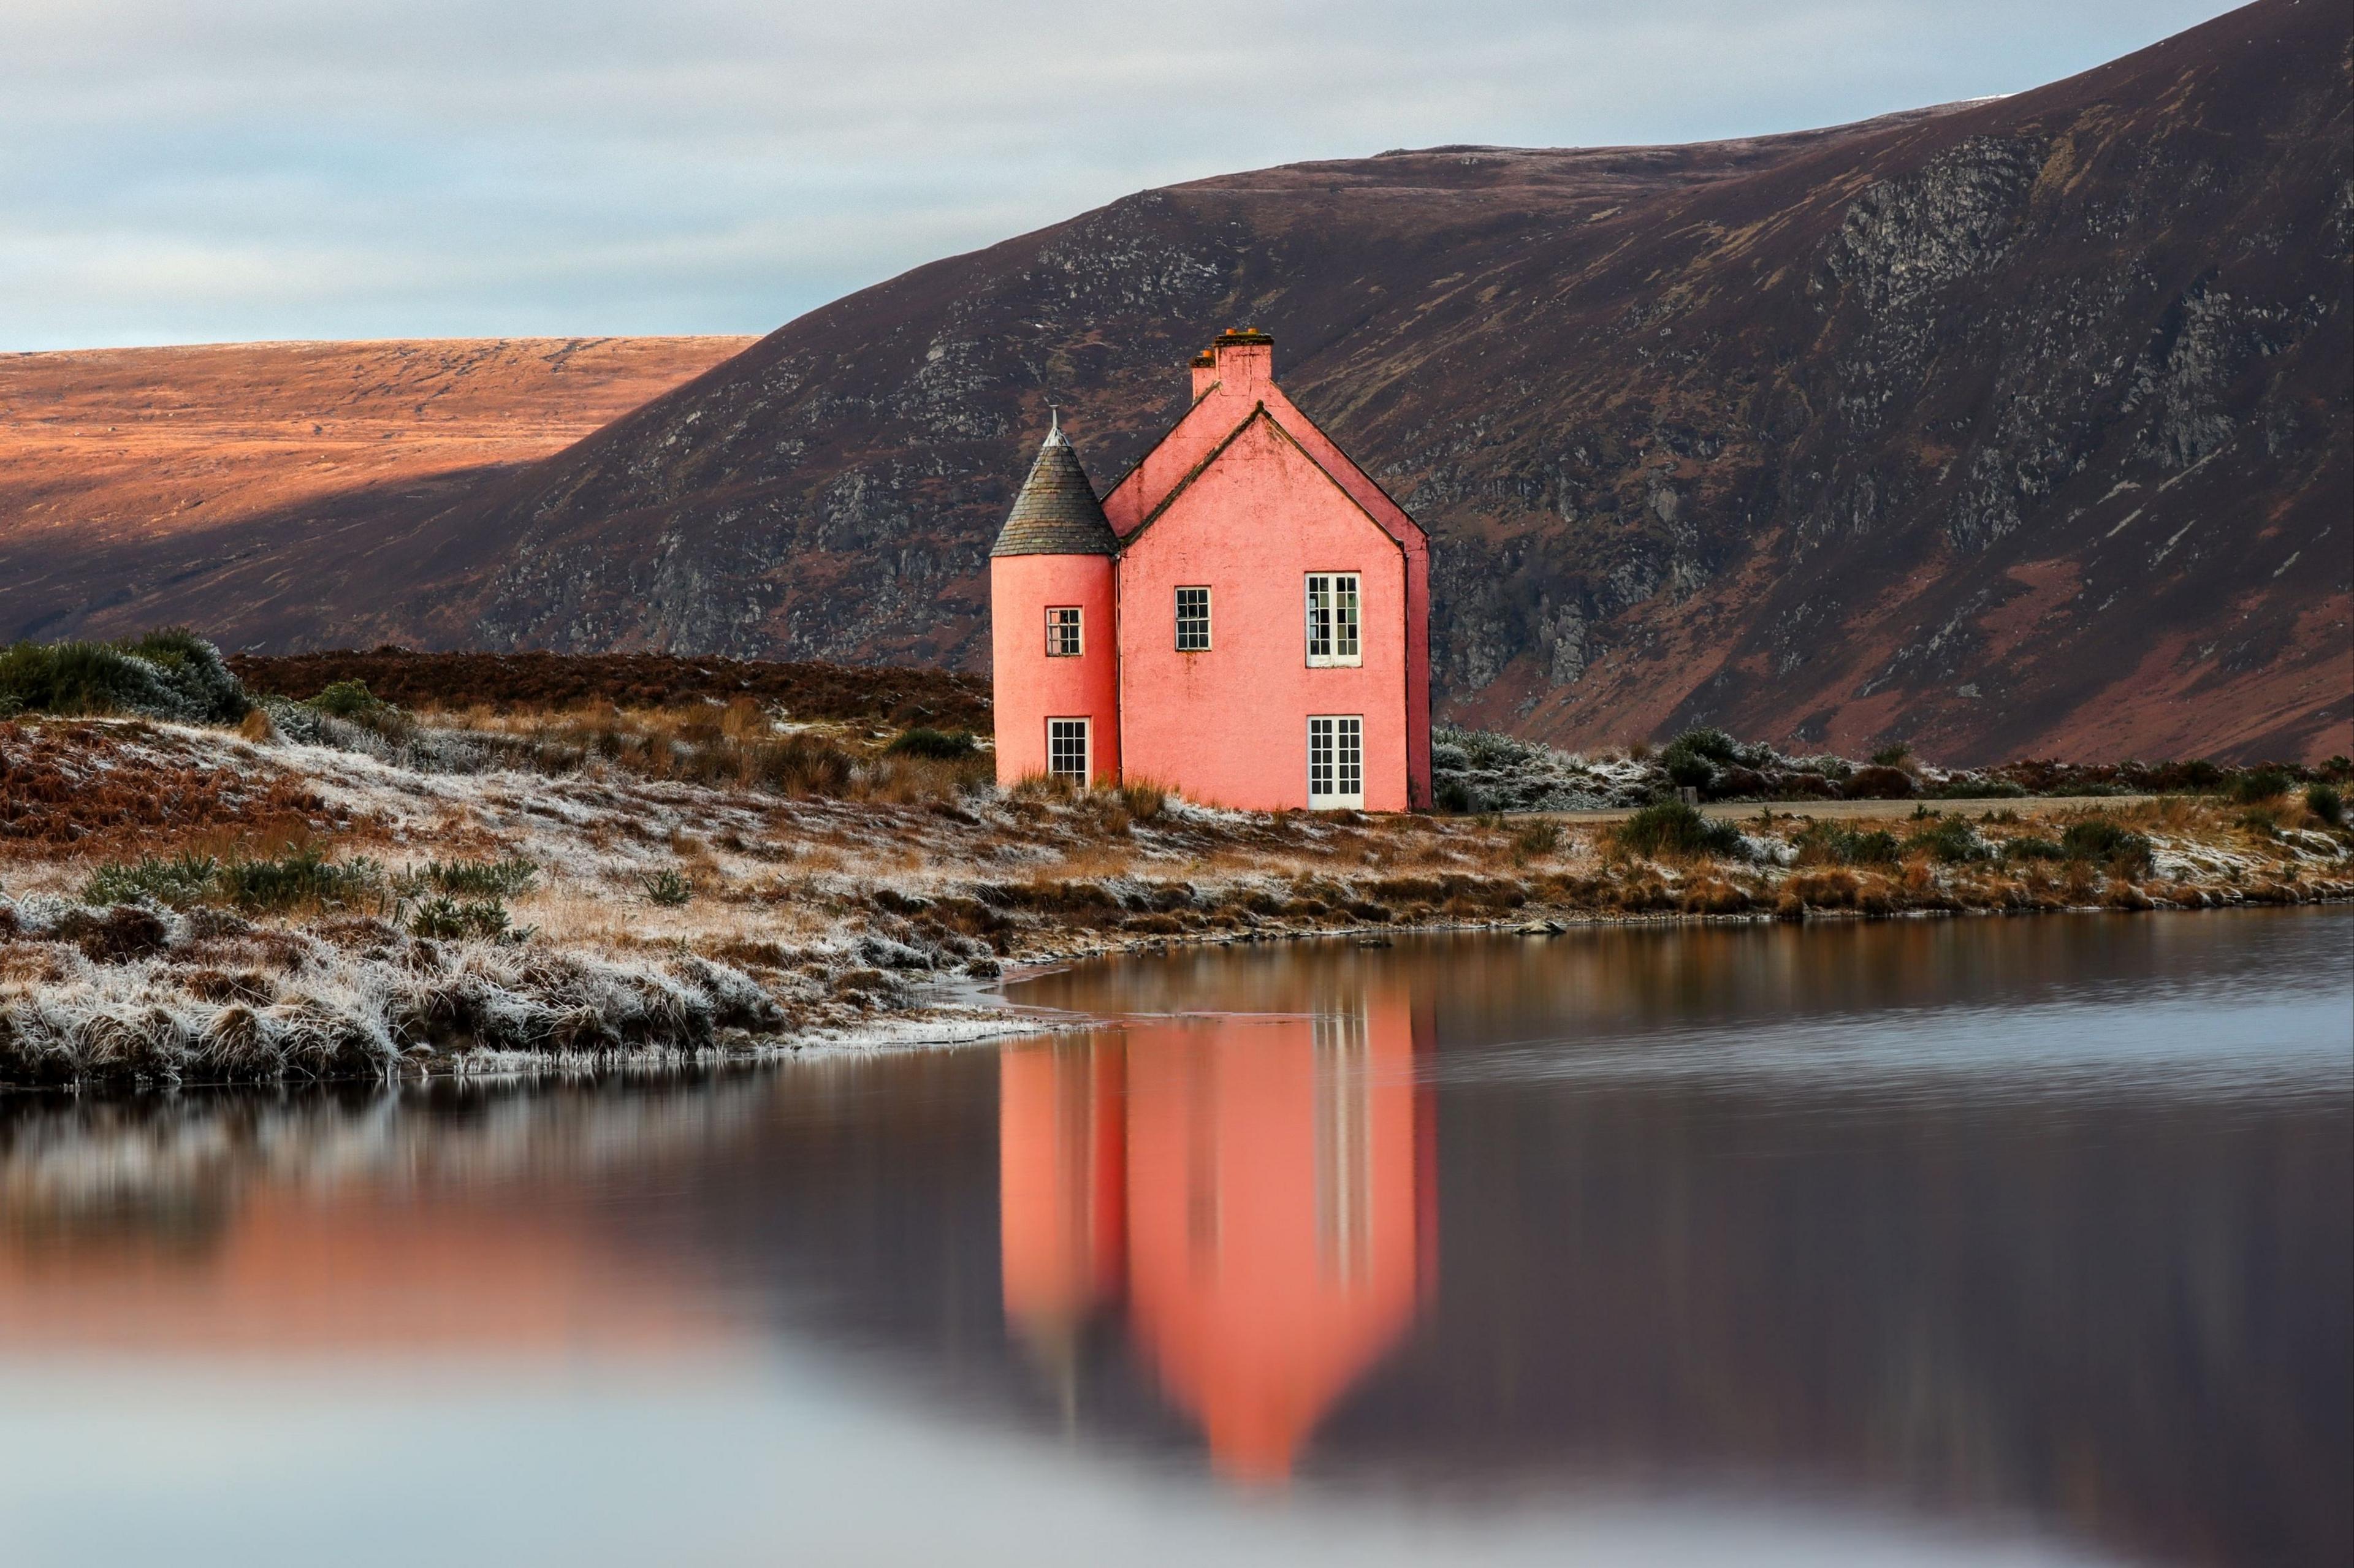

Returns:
1613,802,1746,861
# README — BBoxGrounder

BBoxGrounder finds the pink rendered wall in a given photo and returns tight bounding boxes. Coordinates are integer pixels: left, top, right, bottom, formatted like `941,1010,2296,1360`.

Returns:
1117,416,1411,812
989,554,1120,786
1102,338,1431,809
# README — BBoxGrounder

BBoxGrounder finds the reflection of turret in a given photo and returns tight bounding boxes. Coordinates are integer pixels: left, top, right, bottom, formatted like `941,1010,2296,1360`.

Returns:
997,1040,1127,1420
997,986,1431,1483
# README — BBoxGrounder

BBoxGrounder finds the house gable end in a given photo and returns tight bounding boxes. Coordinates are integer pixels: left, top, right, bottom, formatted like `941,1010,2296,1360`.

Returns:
1118,405,1407,562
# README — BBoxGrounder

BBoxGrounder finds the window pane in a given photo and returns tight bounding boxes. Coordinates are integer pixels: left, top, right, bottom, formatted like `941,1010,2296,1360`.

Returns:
1336,576,1360,658
1176,587,1210,651
1306,576,1331,658
1048,718,1088,783
1046,607,1082,657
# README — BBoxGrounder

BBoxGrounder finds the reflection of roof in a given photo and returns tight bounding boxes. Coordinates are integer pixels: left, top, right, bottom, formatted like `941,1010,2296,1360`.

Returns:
991,424,1117,558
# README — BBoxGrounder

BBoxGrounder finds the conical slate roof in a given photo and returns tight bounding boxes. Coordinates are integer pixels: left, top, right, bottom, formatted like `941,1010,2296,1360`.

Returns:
991,417,1117,557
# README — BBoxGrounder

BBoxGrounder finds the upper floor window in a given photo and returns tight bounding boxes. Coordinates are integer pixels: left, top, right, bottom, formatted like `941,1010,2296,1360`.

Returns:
1175,587,1211,651
1045,606,1083,657
1305,573,1361,666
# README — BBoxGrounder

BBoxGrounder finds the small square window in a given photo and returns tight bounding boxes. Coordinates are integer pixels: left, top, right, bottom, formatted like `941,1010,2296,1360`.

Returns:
1048,718,1090,784
1305,574,1361,666
1045,607,1083,657
1175,587,1211,651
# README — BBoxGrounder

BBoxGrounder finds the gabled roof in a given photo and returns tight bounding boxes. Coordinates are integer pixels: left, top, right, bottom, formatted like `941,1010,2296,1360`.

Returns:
1119,403,1411,558
991,417,1118,558
1101,373,1423,553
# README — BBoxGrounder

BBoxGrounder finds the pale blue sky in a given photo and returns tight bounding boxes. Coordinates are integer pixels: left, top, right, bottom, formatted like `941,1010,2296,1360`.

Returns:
3,0,2247,351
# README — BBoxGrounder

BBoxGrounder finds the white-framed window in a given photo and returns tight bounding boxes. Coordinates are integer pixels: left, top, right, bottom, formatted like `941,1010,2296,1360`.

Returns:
1175,586,1211,651
1305,573,1361,666
1307,715,1364,808
1048,717,1090,785
1045,606,1083,657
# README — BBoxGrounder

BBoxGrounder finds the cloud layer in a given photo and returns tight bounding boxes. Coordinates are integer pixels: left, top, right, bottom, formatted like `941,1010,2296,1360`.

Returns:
4,0,2240,349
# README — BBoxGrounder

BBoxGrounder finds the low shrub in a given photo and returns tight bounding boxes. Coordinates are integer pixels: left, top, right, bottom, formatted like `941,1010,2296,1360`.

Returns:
1794,823,1899,866
308,679,384,718
84,852,222,908
0,630,248,723
1869,742,1914,769
2307,783,2344,827
219,848,382,911
2060,818,2154,872
2002,835,2066,862
1901,816,1990,864
1844,765,1916,799
406,896,511,941
394,856,538,900
1514,820,1563,857
884,726,979,760
2229,767,2295,804
1613,802,1746,860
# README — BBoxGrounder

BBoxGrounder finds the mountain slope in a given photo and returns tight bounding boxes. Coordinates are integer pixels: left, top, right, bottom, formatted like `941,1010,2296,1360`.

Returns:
9,1,2347,763
0,338,752,641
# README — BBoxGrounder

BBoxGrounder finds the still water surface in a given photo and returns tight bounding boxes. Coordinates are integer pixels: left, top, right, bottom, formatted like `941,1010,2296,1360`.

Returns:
2,910,2347,1567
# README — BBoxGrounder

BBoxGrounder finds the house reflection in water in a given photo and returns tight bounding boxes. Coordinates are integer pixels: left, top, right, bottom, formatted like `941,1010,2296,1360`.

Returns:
998,985,1434,1483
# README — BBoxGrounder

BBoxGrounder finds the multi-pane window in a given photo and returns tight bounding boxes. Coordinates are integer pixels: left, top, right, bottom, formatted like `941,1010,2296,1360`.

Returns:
1045,606,1083,657
1305,573,1361,666
1175,587,1211,651
1307,715,1364,808
1048,718,1090,785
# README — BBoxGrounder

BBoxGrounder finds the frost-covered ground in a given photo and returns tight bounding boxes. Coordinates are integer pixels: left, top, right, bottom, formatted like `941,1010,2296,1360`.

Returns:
3,715,2348,1090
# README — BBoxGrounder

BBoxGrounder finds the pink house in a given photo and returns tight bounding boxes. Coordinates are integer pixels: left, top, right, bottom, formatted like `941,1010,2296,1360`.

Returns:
989,330,1432,812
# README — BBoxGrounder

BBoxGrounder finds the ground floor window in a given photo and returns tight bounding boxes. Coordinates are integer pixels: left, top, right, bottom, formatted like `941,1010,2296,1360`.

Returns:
1307,715,1363,808
1048,717,1090,785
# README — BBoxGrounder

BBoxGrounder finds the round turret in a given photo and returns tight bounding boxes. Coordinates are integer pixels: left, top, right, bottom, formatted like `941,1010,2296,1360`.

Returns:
989,417,1121,789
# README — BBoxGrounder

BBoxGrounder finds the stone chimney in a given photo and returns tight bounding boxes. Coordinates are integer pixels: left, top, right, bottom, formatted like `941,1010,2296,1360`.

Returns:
1200,327,1273,396
1189,350,1218,401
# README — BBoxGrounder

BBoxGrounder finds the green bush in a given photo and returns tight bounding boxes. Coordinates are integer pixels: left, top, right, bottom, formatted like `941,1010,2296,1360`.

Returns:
2002,835,2066,862
308,679,384,718
1614,802,1746,860
407,896,511,941
0,630,248,723
1796,822,1900,866
2229,767,2295,804
83,853,222,908
1659,727,1738,791
218,848,381,911
2059,819,2153,872
394,856,537,899
884,726,978,759
1901,816,1990,864
1870,741,1914,768
2306,784,2344,827
1513,820,1563,856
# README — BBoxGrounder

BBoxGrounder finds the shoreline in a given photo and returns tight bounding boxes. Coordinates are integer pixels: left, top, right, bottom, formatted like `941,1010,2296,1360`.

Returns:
4,715,2348,1095
8,897,2345,1098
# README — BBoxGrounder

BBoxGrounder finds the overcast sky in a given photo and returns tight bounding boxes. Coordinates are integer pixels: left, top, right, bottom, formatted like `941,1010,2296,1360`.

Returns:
4,0,2245,351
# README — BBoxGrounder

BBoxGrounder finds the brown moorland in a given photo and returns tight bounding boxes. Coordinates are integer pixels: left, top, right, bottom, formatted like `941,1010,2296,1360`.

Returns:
0,337,752,639
229,648,989,730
